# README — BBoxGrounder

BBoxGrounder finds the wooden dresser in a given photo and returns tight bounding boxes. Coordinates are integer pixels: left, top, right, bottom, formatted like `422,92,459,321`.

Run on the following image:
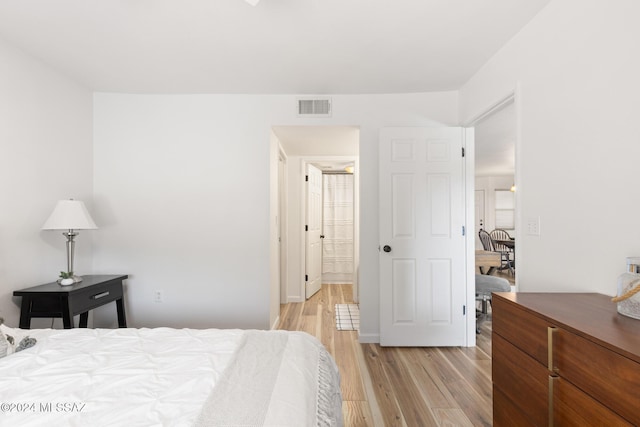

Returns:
492,292,640,426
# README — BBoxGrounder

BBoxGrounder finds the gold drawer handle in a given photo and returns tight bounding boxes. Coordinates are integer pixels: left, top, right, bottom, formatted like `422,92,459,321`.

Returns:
548,326,558,372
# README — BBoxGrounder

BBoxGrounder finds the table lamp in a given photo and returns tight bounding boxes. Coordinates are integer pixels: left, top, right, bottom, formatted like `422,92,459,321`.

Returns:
42,199,98,284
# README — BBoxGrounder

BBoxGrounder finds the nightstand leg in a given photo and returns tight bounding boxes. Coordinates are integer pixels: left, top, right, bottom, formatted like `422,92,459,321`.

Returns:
79,312,89,328
18,297,32,329
62,304,73,329
116,298,127,327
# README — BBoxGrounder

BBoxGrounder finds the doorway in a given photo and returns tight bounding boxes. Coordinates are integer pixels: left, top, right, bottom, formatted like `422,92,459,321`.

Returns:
321,171,355,286
469,94,518,284
304,162,357,300
272,126,360,304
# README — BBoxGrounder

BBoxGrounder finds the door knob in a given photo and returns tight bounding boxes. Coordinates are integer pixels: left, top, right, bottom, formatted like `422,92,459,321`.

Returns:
383,245,392,253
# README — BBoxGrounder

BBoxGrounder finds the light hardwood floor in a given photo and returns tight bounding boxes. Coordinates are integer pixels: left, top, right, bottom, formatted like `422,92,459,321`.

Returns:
278,284,493,427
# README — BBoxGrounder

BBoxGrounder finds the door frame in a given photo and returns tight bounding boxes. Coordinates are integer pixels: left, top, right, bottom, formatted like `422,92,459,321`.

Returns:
278,148,288,304
475,189,486,250
464,128,476,346
299,156,360,302
463,86,521,291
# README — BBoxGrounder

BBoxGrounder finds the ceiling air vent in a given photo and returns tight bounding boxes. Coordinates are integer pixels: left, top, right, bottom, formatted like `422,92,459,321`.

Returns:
297,97,332,117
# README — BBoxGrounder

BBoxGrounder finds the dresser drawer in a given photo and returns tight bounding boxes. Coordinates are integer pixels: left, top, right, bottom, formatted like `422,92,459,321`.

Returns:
555,328,640,425
492,293,553,366
493,333,548,426
552,376,632,426
493,387,536,427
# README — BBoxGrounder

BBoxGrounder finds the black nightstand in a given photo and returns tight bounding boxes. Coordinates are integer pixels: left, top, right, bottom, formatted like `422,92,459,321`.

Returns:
13,274,128,329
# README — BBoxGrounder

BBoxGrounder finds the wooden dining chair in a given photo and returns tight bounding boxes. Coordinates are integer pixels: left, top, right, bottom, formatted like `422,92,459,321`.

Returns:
490,229,512,251
477,229,498,275
478,229,494,252
490,228,514,274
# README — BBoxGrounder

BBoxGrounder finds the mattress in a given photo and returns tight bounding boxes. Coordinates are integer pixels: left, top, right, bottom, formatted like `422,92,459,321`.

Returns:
0,325,342,426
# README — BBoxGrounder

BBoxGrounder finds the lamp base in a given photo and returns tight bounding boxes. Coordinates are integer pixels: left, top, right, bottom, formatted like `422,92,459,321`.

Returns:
57,276,83,286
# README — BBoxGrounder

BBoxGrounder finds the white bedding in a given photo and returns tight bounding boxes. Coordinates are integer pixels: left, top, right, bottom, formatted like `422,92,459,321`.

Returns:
0,326,342,427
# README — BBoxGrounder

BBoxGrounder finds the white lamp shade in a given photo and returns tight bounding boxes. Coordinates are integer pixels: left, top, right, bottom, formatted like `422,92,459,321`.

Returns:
42,200,98,230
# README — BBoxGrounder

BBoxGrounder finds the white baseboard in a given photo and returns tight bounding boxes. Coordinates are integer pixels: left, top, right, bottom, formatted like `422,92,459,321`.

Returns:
357,332,379,343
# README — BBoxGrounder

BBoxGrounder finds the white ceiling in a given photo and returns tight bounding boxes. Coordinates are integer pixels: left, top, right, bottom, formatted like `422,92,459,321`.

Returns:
0,0,550,94
0,0,527,176
273,126,358,172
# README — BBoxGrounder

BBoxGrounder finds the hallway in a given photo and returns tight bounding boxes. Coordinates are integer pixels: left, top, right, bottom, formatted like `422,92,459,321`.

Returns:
278,283,493,426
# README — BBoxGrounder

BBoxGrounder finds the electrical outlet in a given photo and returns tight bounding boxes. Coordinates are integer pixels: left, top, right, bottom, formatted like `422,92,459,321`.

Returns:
153,290,164,303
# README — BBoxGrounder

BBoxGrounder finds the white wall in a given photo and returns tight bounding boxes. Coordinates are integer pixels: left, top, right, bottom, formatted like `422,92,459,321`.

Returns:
92,95,273,328
93,92,459,338
461,0,640,293
0,37,93,327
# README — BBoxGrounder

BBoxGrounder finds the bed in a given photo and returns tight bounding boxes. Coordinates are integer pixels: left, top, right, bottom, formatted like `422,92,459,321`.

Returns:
0,325,343,426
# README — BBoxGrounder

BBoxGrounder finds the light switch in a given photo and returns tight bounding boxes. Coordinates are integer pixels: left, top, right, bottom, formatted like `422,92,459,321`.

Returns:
526,217,540,236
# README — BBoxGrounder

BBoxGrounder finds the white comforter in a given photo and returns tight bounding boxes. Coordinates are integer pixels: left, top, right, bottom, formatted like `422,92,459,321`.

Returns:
0,326,342,427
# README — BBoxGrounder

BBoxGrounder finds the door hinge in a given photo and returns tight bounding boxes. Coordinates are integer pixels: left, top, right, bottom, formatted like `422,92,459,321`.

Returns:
305,274,308,282
305,225,308,231
462,226,466,236
462,147,465,157
463,305,466,315
305,175,309,182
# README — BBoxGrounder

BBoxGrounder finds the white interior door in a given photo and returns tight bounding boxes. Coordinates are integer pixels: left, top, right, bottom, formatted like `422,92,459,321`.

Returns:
305,164,323,299
379,127,467,346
